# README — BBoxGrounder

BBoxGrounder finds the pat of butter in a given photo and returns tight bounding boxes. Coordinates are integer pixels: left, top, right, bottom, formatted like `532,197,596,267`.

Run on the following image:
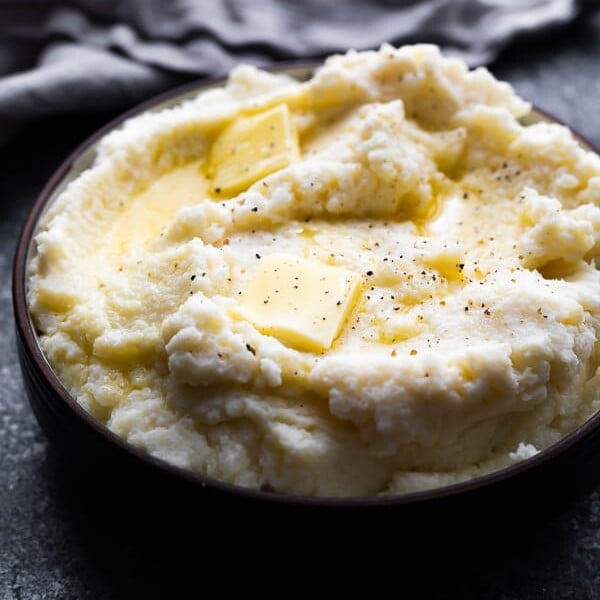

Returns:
209,104,299,195
234,254,361,352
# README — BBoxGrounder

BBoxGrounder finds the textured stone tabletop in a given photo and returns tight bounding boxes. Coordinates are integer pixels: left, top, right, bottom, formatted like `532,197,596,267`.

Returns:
2,14,600,599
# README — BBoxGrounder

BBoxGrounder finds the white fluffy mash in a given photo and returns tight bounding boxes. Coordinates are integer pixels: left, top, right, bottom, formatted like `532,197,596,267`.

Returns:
29,45,600,496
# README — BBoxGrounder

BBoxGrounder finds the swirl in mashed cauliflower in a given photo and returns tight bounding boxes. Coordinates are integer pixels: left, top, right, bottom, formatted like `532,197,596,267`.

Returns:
29,45,600,496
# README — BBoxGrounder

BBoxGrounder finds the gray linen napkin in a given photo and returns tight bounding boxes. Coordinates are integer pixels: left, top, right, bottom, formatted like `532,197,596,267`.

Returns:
0,0,585,145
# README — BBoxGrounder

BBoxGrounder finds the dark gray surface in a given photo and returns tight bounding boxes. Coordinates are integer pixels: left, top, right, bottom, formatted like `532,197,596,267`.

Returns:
2,14,600,599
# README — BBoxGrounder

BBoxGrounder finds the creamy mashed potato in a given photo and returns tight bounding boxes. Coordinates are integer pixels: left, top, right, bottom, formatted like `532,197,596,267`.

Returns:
28,45,600,496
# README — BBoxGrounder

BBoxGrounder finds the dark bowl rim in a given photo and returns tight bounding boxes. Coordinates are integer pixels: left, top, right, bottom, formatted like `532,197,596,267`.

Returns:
12,59,600,509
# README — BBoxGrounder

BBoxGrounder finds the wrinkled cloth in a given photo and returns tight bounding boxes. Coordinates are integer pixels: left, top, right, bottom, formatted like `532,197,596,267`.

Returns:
0,0,589,145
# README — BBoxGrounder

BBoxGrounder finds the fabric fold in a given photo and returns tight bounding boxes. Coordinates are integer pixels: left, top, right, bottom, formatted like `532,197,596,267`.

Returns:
0,0,584,145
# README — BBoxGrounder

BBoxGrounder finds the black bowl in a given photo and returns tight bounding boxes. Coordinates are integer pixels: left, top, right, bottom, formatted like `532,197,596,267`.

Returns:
12,65,600,552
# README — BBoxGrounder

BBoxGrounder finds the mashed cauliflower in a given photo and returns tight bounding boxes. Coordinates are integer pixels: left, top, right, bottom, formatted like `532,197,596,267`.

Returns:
28,45,600,496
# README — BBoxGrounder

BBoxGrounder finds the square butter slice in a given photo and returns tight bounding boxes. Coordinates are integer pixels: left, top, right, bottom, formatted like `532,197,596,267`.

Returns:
210,104,299,195
234,254,361,352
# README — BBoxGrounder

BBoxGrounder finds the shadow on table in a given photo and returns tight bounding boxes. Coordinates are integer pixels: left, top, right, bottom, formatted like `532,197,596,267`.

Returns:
39,446,599,598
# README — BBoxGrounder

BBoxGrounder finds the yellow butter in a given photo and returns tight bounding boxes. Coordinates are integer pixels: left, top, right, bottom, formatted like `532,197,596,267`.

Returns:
92,329,160,364
108,161,208,256
209,104,299,195
234,254,361,352
34,275,81,312
420,243,465,281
